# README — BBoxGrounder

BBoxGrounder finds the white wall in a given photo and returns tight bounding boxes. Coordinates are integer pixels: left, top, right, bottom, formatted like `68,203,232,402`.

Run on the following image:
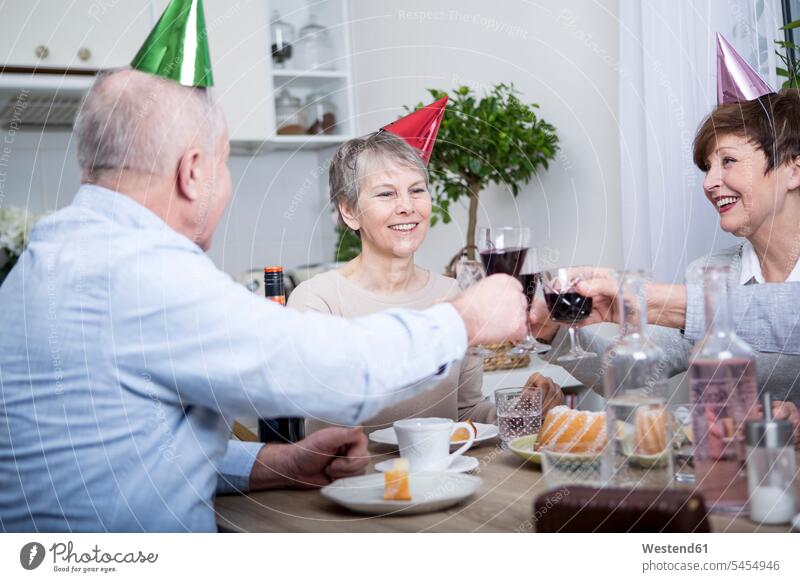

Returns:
1,0,623,278
0,130,333,277
348,0,623,272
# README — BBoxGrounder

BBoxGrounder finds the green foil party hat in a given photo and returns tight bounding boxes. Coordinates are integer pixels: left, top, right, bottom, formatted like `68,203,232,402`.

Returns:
131,0,214,87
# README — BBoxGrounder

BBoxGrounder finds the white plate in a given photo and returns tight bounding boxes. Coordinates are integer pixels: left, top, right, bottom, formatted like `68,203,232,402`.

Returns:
321,472,482,516
374,455,479,474
369,422,498,448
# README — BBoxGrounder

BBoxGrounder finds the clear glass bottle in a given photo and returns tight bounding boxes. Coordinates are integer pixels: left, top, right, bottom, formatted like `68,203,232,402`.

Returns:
275,89,305,135
603,270,672,488
305,90,338,135
689,265,758,514
295,14,335,70
270,10,295,69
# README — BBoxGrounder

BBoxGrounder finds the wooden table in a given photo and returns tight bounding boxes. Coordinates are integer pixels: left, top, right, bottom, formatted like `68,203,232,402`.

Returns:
215,439,796,533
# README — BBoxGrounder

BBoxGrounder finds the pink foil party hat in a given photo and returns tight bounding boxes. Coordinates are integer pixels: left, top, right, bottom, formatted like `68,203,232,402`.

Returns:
716,32,774,104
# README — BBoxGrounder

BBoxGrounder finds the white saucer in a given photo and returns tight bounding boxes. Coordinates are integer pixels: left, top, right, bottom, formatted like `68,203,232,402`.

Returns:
321,472,482,516
369,422,499,448
374,455,479,474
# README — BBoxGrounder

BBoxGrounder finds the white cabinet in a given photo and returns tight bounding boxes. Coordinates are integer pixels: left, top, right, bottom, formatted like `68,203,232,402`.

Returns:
0,1,152,69
0,0,356,148
265,0,356,149
154,0,356,148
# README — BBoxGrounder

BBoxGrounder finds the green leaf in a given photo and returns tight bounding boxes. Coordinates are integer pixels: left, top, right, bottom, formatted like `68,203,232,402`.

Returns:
781,19,800,30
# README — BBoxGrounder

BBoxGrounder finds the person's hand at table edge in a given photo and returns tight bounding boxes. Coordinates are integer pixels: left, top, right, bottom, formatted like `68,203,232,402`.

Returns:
248,427,369,491
524,372,564,415
450,274,527,346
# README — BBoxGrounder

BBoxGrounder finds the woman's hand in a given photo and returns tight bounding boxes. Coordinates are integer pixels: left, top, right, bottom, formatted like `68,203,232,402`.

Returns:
771,401,800,448
528,297,560,343
524,372,564,416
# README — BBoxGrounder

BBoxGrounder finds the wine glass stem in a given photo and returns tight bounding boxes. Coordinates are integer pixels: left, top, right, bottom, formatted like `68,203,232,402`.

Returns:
568,325,579,354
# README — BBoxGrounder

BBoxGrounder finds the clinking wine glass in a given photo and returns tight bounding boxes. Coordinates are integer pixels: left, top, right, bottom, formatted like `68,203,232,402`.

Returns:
454,252,492,358
476,226,531,278
508,249,550,356
540,267,597,361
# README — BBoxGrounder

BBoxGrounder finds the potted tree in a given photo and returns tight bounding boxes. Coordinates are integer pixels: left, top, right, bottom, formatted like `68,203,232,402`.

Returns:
421,83,558,265
333,83,559,265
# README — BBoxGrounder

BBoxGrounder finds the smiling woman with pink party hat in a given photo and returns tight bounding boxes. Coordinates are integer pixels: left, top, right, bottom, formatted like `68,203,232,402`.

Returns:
530,34,800,441
289,102,564,434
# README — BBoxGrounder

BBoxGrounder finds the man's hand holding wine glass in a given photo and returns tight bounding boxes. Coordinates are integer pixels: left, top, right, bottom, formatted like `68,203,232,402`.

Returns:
450,274,528,347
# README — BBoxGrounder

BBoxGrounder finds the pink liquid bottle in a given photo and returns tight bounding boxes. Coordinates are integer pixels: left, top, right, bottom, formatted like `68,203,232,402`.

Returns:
688,266,758,514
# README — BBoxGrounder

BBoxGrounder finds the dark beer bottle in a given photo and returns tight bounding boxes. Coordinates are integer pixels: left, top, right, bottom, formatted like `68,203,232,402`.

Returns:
258,266,305,443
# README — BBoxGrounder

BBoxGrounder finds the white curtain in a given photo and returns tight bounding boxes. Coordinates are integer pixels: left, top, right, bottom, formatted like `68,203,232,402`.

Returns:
619,0,783,284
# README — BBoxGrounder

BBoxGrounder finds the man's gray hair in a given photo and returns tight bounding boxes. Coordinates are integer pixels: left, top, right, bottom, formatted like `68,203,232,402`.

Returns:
329,131,428,230
74,68,225,179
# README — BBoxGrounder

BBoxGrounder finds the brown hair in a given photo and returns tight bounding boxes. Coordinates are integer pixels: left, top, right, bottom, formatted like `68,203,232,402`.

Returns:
692,88,800,173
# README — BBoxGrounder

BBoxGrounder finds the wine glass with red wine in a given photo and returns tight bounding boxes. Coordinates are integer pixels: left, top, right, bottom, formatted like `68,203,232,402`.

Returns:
454,252,492,358
540,267,597,361
508,249,550,356
477,226,531,278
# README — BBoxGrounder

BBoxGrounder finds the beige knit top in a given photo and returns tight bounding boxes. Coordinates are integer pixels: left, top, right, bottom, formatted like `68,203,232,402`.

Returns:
287,269,496,434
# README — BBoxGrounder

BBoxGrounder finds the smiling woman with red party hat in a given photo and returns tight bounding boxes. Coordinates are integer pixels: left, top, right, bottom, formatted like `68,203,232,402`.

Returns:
289,101,564,435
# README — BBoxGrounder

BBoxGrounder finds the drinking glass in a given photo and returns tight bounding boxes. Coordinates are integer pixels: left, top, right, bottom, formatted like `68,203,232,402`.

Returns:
476,226,531,277
455,254,492,358
541,447,607,490
670,404,695,484
508,248,550,356
495,387,542,447
540,267,597,361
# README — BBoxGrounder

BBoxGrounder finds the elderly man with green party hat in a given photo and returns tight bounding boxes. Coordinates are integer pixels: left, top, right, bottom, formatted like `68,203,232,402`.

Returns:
0,0,527,531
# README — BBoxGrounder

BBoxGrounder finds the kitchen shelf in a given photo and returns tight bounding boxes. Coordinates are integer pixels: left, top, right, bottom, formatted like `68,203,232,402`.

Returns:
273,69,347,79
229,134,353,155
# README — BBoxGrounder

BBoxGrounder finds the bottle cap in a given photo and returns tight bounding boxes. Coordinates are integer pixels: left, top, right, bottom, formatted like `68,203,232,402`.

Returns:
746,393,794,448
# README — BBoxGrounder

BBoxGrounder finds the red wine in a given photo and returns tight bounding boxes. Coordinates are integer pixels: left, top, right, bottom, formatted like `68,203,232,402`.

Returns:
517,273,538,306
544,291,592,323
479,247,528,277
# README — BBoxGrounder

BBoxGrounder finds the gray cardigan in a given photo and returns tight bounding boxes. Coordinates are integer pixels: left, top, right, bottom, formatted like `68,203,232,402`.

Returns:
544,244,800,407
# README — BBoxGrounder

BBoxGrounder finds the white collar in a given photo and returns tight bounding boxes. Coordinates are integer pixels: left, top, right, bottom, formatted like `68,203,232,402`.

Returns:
739,239,800,284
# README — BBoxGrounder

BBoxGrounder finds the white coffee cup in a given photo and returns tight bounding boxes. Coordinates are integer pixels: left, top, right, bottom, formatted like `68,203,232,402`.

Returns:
393,417,476,472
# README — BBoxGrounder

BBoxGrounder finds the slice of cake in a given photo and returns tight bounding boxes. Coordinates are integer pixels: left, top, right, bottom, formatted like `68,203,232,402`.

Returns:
383,458,411,501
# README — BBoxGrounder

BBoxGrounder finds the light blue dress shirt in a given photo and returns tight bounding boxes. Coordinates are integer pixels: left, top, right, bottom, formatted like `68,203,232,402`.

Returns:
0,185,467,532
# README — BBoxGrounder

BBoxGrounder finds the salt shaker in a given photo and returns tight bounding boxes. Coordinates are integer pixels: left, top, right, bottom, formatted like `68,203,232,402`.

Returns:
746,393,797,524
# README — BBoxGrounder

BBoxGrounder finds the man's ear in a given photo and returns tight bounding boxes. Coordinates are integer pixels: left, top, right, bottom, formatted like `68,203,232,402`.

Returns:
338,199,360,231
176,148,204,201
789,154,800,191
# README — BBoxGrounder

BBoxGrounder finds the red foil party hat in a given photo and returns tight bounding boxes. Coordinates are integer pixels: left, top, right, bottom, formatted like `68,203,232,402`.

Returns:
716,32,774,104
382,96,448,165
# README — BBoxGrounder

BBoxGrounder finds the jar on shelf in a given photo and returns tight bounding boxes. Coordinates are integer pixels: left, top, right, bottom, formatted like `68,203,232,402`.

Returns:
305,91,338,135
275,89,305,135
294,14,335,70
270,10,295,69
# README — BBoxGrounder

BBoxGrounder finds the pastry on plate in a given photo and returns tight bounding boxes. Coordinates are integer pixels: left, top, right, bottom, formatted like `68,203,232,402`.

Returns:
451,419,477,442
537,406,607,454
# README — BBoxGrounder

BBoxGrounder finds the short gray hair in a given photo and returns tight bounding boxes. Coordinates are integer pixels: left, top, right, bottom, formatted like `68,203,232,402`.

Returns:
329,131,428,230
74,68,225,179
